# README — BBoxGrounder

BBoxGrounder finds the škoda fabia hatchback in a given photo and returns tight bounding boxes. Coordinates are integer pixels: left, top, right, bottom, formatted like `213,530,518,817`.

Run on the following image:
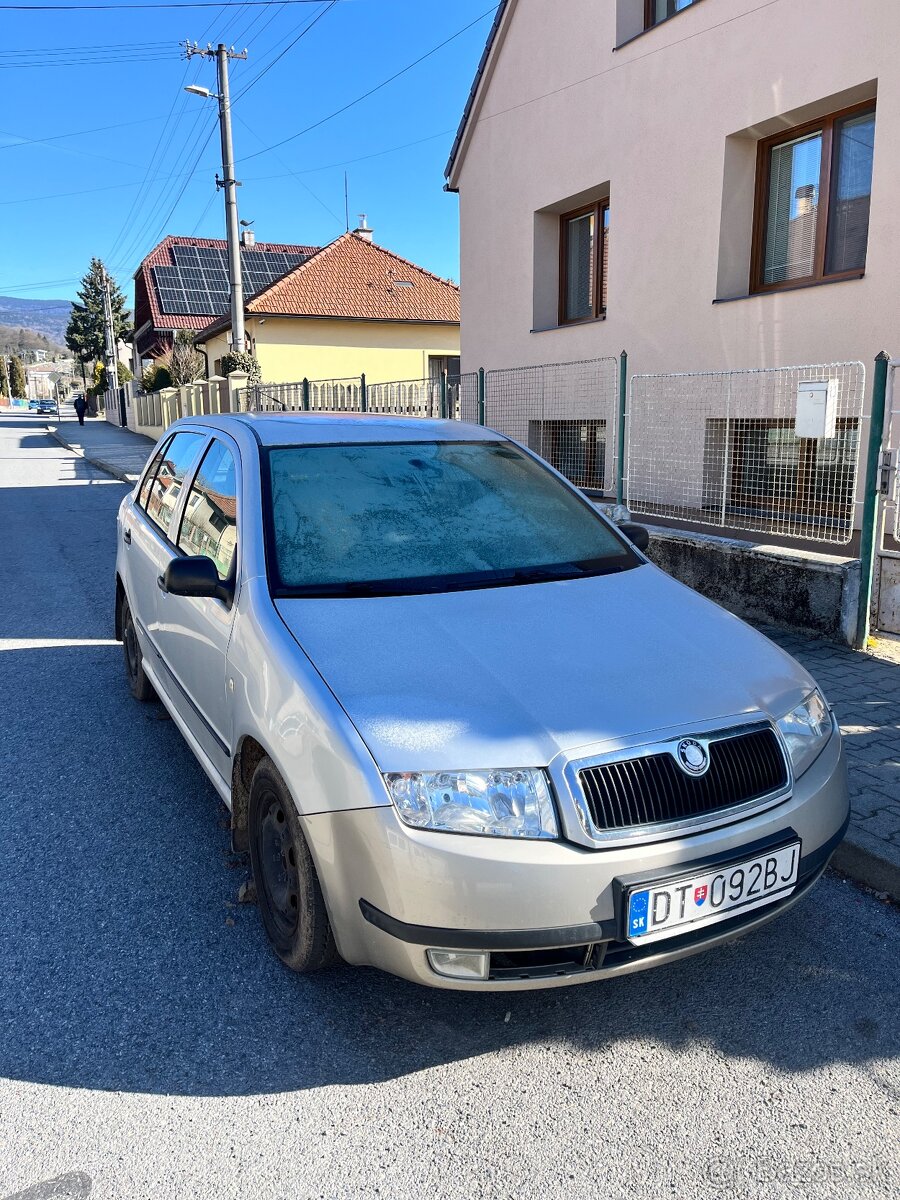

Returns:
115,414,849,990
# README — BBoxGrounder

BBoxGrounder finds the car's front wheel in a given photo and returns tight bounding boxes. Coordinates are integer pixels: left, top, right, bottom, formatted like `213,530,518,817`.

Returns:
120,594,155,702
249,758,338,973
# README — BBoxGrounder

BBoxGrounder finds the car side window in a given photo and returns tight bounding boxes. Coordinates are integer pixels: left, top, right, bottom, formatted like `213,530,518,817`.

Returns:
137,436,173,511
177,439,238,580
144,432,206,538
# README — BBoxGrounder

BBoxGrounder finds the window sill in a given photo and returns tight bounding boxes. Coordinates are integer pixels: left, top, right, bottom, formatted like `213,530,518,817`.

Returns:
713,273,865,304
531,315,607,333
614,0,709,52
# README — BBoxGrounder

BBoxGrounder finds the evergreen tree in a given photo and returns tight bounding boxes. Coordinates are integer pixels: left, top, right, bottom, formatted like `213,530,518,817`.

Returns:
64,258,132,376
0,356,9,399
9,355,26,398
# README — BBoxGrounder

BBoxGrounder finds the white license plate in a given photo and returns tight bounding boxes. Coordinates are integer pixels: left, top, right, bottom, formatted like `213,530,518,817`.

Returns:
625,841,801,945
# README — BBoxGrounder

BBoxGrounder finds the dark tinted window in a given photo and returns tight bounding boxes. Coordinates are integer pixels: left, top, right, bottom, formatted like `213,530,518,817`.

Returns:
144,432,205,538
177,440,238,579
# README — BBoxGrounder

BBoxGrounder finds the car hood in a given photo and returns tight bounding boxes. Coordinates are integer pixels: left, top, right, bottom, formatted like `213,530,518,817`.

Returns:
274,563,815,772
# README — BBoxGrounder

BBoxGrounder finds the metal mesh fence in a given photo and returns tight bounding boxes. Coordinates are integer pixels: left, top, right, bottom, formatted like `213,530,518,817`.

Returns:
627,362,866,543
484,358,619,492
888,364,900,542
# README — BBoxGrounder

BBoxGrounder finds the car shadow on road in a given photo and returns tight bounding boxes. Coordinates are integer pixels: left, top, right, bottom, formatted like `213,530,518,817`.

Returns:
0,641,897,1100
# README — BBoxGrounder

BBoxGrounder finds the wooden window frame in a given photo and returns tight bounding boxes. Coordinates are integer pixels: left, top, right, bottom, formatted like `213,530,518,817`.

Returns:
749,99,875,296
558,200,609,326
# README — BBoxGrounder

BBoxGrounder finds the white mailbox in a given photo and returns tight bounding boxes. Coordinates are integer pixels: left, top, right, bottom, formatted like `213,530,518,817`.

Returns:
795,379,838,440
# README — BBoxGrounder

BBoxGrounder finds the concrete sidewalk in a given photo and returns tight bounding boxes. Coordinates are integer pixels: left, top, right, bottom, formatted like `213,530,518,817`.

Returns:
45,415,900,900
47,416,155,484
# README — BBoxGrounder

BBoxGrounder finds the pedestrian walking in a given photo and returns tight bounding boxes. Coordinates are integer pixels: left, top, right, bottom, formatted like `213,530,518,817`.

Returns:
73,394,87,426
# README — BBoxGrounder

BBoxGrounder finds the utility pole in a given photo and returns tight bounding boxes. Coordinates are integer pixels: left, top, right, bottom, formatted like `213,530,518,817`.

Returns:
185,42,248,355
100,266,119,393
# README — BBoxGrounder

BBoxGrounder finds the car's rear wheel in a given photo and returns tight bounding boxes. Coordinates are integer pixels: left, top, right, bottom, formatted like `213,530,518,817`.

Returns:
120,594,155,702
249,758,338,973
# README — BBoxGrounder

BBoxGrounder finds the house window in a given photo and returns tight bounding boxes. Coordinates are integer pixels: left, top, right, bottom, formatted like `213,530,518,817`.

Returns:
645,0,698,29
559,201,609,324
752,103,875,292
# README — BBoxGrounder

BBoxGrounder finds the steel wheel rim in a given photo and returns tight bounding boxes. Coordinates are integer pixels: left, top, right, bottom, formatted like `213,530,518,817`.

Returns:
123,612,140,681
257,792,300,940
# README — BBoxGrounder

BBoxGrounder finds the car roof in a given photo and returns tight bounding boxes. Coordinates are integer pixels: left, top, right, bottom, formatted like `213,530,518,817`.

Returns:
174,412,508,448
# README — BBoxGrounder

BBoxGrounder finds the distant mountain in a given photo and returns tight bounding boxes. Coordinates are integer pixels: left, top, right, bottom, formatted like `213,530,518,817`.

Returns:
0,295,73,344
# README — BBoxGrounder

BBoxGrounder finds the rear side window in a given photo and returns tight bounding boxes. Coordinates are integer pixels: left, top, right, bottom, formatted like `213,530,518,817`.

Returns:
137,436,172,510
144,432,205,538
177,439,238,579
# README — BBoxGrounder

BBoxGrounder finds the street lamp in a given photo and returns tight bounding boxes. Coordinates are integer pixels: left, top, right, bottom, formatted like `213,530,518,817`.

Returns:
183,46,246,354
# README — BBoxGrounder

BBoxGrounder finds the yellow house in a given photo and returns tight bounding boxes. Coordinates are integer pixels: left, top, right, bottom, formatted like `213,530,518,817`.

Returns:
195,228,460,386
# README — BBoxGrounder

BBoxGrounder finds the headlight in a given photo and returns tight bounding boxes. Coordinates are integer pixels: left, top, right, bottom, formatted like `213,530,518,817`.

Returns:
777,689,832,778
385,769,558,838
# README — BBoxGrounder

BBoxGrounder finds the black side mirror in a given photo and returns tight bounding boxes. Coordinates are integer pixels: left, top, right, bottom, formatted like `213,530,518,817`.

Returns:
618,521,650,552
162,555,233,605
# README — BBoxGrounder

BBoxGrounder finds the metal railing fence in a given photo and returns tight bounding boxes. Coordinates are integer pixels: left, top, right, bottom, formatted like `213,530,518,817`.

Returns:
243,373,481,420
627,362,867,543
484,357,620,493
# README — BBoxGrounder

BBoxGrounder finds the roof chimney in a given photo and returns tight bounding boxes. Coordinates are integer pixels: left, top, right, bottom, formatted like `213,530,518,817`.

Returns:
241,228,256,247
353,213,373,242
795,184,815,216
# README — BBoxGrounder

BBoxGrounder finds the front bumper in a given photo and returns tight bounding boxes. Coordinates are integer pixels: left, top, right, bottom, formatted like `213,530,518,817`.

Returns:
303,728,849,991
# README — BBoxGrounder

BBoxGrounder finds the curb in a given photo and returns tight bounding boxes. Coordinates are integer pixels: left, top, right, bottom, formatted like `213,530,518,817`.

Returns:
832,837,900,901
46,425,138,484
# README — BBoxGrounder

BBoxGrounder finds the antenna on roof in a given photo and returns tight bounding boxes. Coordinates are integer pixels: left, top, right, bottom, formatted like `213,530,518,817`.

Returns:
344,172,349,233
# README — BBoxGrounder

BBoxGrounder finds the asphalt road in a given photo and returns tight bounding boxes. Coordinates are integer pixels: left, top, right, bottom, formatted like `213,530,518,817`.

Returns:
0,413,897,1200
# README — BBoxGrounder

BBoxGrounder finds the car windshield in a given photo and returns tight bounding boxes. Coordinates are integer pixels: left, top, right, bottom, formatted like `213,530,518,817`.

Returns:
266,439,637,597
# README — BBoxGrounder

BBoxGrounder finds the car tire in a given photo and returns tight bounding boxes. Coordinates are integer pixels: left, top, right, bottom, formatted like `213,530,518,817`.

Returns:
249,758,339,973
120,594,156,702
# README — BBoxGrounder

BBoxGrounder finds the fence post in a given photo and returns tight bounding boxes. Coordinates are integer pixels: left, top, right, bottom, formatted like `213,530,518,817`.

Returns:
439,369,448,420
478,367,485,426
360,373,367,413
616,349,627,506
855,351,890,648
302,377,310,411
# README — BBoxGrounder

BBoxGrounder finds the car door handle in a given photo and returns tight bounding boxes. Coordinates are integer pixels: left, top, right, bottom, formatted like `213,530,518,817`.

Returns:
123,528,131,545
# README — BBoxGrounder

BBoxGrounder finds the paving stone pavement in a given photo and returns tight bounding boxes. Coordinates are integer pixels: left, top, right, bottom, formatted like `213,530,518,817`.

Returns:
41,415,900,899
760,625,900,898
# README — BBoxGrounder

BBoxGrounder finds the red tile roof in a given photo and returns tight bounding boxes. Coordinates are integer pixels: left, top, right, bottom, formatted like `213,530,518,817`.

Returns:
134,235,319,337
195,232,460,340
248,232,460,323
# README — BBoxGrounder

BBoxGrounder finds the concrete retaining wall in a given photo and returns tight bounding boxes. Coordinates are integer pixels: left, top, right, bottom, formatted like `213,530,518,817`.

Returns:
643,526,861,646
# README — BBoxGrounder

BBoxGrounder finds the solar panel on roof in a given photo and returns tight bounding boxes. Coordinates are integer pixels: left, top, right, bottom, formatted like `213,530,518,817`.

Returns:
151,245,309,318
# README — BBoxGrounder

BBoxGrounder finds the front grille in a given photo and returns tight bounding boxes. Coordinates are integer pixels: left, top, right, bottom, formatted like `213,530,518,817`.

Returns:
578,726,788,833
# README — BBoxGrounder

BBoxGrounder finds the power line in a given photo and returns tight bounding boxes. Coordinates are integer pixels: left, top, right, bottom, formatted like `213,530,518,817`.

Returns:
0,42,171,54
0,114,167,149
236,113,343,227
0,54,176,69
239,4,499,162
232,0,336,100
0,1,338,9
0,128,454,207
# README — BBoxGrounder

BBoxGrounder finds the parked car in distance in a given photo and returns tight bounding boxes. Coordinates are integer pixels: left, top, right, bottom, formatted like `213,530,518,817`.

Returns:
28,397,57,414
115,415,849,990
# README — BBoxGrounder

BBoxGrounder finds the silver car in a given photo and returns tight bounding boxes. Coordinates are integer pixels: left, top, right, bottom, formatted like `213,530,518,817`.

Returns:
115,415,849,990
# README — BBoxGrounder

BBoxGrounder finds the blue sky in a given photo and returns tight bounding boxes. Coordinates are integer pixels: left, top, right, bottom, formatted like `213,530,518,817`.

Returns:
0,0,497,306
